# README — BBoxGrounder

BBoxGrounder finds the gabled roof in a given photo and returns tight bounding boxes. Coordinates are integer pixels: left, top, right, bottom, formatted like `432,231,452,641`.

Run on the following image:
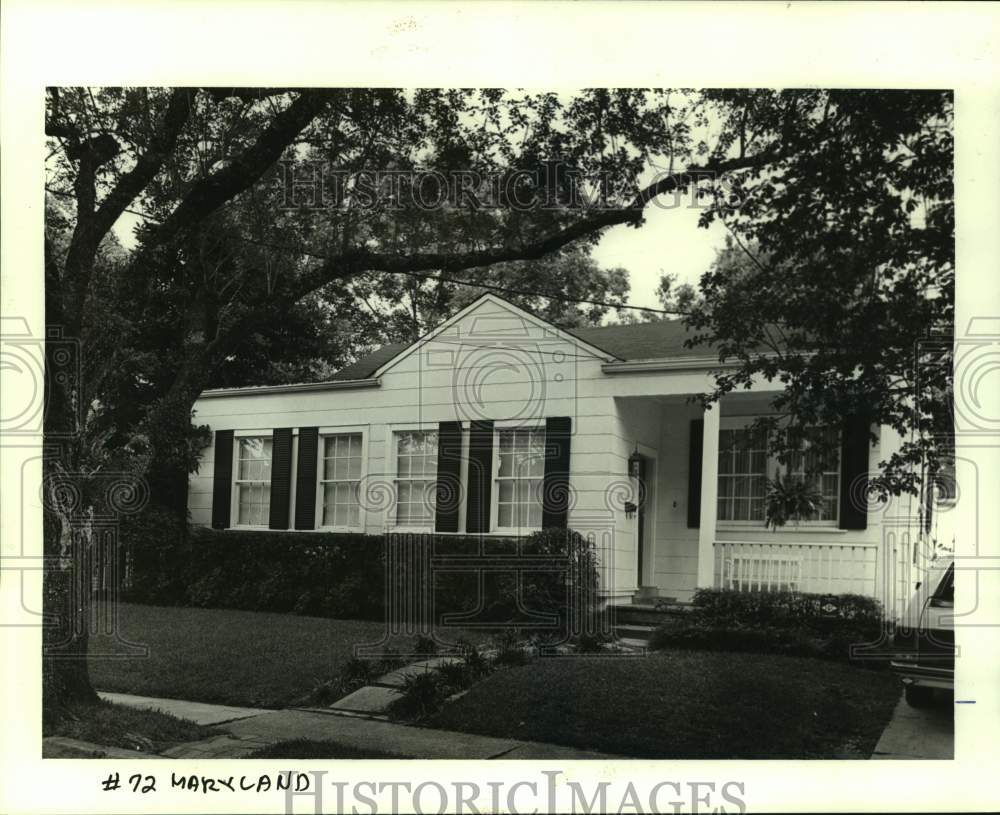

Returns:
330,312,710,381
567,320,706,361
329,342,408,380
363,293,620,379
199,296,717,399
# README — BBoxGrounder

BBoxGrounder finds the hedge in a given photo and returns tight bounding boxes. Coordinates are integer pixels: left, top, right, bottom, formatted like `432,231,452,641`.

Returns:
648,588,885,663
122,523,601,630
688,587,883,630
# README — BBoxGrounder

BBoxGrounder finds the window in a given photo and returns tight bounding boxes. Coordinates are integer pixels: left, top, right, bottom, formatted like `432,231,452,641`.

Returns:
320,433,363,528
785,427,840,522
717,424,840,524
717,427,769,522
394,430,438,526
496,427,545,530
235,436,272,526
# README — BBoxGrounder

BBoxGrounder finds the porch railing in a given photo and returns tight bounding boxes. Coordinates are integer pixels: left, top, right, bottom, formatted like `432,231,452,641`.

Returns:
713,540,880,597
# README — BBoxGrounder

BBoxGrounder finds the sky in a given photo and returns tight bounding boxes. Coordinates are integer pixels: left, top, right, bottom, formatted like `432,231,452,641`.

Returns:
592,199,728,311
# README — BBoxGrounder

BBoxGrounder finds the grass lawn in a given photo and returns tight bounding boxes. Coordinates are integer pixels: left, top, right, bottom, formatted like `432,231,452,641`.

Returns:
89,603,490,709
246,739,408,759
90,603,410,708
44,700,216,755
426,650,902,759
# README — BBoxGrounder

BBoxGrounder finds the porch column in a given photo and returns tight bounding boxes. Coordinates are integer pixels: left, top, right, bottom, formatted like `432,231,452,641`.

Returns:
696,405,720,588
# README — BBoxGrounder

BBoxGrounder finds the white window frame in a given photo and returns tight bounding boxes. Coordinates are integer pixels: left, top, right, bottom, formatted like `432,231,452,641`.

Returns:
316,426,368,532
716,416,841,529
230,431,274,529
388,423,442,533
490,423,546,536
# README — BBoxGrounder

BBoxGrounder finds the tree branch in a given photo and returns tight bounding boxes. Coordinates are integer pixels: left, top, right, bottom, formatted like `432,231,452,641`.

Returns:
286,149,782,303
145,90,336,249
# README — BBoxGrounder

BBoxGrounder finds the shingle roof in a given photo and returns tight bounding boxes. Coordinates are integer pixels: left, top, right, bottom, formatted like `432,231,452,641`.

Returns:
330,320,710,380
329,342,409,380
567,320,708,361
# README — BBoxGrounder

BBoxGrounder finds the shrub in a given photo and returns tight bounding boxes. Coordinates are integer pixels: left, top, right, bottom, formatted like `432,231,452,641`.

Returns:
120,504,190,604
435,660,472,691
388,671,450,721
649,588,885,664
123,526,603,632
304,650,408,706
413,635,438,656
460,644,491,680
573,631,613,653
690,588,883,631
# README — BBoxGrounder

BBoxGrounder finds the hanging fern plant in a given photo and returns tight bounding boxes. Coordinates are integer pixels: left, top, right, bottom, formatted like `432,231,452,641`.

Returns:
764,472,823,530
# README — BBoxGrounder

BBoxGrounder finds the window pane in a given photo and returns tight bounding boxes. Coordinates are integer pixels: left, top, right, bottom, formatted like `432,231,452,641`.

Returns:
734,498,750,521
499,480,513,502
498,453,512,477
529,455,544,476
241,437,262,458
718,496,731,521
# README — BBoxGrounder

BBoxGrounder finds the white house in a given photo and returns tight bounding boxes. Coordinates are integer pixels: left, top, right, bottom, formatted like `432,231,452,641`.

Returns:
188,293,927,616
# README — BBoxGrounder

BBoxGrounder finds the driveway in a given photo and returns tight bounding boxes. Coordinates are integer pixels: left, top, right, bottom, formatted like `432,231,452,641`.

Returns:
871,692,954,759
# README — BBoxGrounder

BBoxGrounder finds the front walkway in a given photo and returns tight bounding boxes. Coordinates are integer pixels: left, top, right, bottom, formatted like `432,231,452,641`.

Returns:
871,692,954,759
99,692,268,725
93,689,623,760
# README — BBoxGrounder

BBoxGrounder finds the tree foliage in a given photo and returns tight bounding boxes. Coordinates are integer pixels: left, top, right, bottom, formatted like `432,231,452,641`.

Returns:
684,89,953,496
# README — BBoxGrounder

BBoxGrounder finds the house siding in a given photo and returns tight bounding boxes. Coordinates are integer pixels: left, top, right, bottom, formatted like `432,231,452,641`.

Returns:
189,296,920,611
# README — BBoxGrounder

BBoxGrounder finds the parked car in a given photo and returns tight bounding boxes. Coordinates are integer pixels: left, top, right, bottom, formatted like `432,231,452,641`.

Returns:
891,556,954,707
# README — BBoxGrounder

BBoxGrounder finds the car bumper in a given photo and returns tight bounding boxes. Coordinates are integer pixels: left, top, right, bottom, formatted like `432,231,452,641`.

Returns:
890,660,954,690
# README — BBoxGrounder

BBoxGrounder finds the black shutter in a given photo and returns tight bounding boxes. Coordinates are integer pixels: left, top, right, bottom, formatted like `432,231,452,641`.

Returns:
294,427,320,530
465,420,494,533
269,428,293,530
839,416,871,530
435,421,463,533
687,419,704,529
542,416,572,529
211,429,234,529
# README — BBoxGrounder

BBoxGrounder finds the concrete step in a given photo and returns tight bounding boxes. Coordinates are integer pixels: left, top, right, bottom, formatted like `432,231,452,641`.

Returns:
609,602,693,626
615,637,651,652
613,623,659,641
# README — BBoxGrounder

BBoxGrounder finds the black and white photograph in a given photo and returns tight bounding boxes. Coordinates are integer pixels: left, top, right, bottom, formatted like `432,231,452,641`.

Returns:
2,2,998,814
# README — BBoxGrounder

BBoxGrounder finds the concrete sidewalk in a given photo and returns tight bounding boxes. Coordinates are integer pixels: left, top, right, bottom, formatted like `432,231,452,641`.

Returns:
871,692,954,759
100,690,624,760
99,691,270,726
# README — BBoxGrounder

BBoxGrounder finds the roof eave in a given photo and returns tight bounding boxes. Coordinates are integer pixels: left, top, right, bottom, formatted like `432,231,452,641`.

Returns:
601,356,735,373
199,377,381,399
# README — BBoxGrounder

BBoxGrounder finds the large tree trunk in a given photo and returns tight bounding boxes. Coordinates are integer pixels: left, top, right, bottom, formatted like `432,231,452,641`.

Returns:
42,454,99,715
41,323,99,714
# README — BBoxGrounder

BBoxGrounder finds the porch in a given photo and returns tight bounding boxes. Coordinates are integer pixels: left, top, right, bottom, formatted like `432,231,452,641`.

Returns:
610,390,918,619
